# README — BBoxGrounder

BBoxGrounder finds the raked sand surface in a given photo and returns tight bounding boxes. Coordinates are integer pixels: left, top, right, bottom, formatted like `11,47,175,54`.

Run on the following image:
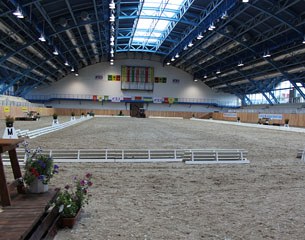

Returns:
3,116,305,240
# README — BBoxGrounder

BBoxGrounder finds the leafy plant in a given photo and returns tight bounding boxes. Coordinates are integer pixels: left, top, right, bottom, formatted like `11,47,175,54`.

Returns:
71,112,75,116
53,113,58,119
5,115,14,123
22,141,59,185
56,173,93,218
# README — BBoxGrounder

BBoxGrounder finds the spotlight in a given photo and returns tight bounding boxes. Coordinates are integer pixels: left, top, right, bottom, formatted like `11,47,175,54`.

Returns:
197,33,203,40
171,57,175,62
38,34,46,42
109,1,115,10
175,53,180,58
166,62,171,65
53,48,59,55
64,60,69,66
110,14,115,22
216,69,221,74
13,7,24,18
71,67,75,72
75,72,79,76
237,61,244,67
188,41,193,47
242,0,249,2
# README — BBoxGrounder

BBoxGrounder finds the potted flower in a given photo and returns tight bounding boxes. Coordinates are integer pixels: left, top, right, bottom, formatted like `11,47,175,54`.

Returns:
22,142,59,193
53,113,58,119
284,118,289,127
56,173,93,228
5,115,14,127
71,112,75,121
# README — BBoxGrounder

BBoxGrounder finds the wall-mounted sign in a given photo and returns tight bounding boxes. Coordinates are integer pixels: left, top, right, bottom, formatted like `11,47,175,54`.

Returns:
258,114,283,120
3,106,10,113
223,113,237,118
95,75,103,80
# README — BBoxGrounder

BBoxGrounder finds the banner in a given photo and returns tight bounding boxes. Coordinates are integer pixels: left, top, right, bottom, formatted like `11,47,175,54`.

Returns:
134,96,142,101
143,97,153,102
123,96,132,101
21,107,28,112
153,97,163,104
111,96,121,102
103,95,109,101
258,114,283,120
98,96,102,101
108,75,120,81
223,113,237,118
154,77,167,83
92,95,97,101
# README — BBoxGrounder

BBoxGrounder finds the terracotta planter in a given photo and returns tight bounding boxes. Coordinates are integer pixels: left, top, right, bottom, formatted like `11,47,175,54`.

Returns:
59,208,81,228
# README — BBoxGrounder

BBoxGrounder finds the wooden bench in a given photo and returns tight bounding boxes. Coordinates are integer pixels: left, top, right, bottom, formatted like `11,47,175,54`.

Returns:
184,149,249,164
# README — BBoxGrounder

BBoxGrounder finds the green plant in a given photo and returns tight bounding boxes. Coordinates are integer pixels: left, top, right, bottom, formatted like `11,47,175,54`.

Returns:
53,113,58,119
5,115,14,123
71,112,75,116
22,141,59,185
284,118,289,124
56,173,93,218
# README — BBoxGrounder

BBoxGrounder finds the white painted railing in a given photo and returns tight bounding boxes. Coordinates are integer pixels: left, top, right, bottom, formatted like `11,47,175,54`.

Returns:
2,148,249,165
17,117,92,139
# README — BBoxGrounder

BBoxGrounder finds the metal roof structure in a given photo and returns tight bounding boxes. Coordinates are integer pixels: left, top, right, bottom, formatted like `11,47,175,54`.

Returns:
1,0,305,105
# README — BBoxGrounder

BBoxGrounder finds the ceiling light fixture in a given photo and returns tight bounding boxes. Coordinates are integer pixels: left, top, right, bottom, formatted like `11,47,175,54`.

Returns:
216,69,221,74
110,62,114,65
171,57,175,61
13,6,24,18
109,1,115,10
208,23,216,31
38,34,46,42
64,60,69,66
237,61,244,67
53,48,59,55
183,46,188,51
110,14,115,22
204,74,208,79
166,62,171,65
302,36,305,44
263,50,271,58
188,41,193,47
71,67,75,72
221,11,228,19
197,33,203,40
242,0,249,2
175,53,180,58
75,72,79,76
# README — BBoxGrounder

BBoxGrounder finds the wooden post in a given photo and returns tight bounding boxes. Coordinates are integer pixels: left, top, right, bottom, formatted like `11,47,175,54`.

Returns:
0,154,11,206
8,149,25,193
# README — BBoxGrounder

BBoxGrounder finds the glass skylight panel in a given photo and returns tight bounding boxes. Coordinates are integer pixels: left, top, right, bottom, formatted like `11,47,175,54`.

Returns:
132,0,185,48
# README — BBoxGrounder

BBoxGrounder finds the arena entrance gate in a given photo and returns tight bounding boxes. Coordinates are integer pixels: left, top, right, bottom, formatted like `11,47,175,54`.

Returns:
130,102,145,118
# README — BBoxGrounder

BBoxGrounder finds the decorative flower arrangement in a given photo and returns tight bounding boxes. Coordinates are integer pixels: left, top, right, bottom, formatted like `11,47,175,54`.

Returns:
5,115,15,127
22,141,59,186
56,173,93,218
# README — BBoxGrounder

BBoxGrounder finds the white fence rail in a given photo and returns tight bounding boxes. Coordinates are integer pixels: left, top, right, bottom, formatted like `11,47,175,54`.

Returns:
17,117,92,139
2,148,249,165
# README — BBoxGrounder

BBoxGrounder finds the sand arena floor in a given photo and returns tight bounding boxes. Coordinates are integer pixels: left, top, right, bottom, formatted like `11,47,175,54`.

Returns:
3,116,305,240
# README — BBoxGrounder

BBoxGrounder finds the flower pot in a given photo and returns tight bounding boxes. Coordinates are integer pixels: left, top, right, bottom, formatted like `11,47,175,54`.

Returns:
6,122,13,127
59,208,81,228
29,177,48,193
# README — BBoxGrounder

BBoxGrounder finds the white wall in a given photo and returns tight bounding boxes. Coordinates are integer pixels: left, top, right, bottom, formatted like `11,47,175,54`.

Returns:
28,59,236,100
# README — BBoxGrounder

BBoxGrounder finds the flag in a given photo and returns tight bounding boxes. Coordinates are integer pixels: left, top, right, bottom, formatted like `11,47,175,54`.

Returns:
123,96,132,101
143,97,152,102
104,95,109,101
92,95,97,101
135,96,142,101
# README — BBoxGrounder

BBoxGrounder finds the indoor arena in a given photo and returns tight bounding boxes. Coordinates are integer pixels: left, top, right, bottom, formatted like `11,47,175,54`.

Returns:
1,0,305,240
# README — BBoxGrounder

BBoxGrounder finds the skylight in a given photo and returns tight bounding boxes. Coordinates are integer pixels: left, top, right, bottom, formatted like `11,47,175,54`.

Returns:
132,0,186,48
